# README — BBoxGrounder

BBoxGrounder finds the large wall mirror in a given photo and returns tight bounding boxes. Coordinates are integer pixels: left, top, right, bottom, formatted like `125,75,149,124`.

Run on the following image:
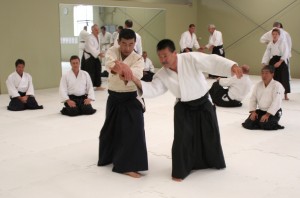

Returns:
59,4,166,74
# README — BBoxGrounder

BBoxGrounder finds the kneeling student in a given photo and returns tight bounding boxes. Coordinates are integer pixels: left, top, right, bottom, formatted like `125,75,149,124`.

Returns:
209,65,252,107
59,55,96,116
242,65,284,130
6,59,43,111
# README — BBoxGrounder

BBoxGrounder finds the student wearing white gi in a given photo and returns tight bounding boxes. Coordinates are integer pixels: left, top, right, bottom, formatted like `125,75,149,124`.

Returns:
59,55,96,116
179,24,201,53
78,26,89,60
209,65,252,107
99,26,112,65
98,29,148,179
201,24,225,78
262,28,290,100
141,51,155,82
124,19,143,55
260,22,292,79
242,65,285,130
6,59,43,111
81,24,105,91
131,39,243,181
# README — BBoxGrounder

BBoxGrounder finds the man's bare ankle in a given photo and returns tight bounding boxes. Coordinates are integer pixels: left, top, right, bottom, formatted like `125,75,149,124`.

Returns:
124,172,141,178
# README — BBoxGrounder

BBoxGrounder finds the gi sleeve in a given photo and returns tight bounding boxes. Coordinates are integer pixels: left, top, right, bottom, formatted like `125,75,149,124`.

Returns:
59,74,69,102
141,75,168,98
267,83,284,115
6,75,20,98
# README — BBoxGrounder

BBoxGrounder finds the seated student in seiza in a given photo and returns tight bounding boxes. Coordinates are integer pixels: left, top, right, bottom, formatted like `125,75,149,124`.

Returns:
6,59,43,111
242,65,285,130
59,55,96,116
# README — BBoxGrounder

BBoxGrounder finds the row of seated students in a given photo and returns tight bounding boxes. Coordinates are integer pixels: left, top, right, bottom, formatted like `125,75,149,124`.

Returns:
5,57,285,130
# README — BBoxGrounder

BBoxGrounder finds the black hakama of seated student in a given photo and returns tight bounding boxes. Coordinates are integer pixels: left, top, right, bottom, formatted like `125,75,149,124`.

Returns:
269,56,290,94
141,71,154,82
60,95,96,116
209,81,242,107
81,52,102,87
98,91,148,174
172,94,226,180
7,91,43,111
242,109,284,130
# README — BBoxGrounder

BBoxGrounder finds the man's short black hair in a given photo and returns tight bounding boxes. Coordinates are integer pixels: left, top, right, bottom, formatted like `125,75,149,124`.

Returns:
70,55,80,62
125,19,133,28
262,65,275,73
157,39,176,53
15,59,25,67
118,28,136,41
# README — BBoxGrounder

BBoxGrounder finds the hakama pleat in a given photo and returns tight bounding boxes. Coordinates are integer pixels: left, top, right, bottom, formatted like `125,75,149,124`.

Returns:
172,94,226,179
98,91,148,173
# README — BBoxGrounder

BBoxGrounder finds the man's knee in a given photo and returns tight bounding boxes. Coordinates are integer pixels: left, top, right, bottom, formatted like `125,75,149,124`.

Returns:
61,107,80,116
81,104,96,115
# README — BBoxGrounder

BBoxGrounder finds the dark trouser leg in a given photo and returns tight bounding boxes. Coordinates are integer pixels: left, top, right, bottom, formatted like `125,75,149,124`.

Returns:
80,104,96,115
60,102,80,116
26,96,43,109
259,109,283,130
7,98,26,111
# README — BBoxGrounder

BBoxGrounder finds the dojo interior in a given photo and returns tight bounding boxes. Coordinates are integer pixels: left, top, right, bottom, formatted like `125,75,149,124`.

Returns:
1,0,300,198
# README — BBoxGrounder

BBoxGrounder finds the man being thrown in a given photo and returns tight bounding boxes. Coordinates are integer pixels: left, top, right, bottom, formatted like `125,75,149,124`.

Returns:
6,59,43,111
59,55,96,116
97,29,148,178
242,65,285,130
130,39,243,181
209,65,252,107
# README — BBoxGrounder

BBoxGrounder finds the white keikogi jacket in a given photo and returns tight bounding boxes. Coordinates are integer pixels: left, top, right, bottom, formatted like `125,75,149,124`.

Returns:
59,70,95,102
141,52,236,102
249,79,284,115
6,71,34,98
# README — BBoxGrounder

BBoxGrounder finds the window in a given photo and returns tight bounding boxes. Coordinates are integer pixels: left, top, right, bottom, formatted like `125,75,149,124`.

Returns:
73,5,93,36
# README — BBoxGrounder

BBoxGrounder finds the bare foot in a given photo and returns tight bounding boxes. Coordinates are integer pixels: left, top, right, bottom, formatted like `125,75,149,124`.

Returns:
284,94,289,100
172,177,183,182
124,172,141,178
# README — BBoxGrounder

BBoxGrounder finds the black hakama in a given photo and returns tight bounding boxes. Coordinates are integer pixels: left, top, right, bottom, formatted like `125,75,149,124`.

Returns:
209,45,226,79
81,52,102,87
242,109,284,130
7,92,43,111
98,91,148,173
209,81,242,107
60,95,96,116
141,71,154,82
172,94,226,179
269,56,290,94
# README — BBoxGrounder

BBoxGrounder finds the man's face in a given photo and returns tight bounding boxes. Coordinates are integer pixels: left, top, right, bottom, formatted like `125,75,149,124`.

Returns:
189,26,195,33
272,31,280,42
157,48,176,69
208,27,215,34
118,38,135,57
16,64,25,75
70,58,80,71
261,69,274,84
92,26,99,35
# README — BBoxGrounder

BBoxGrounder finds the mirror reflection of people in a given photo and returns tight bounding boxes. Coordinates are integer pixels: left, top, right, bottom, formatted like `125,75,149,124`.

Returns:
242,65,285,130
131,39,243,182
98,29,148,179
141,51,155,82
6,59,43,111
81,24,105,91
59,55,96,116
78,26,89,60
